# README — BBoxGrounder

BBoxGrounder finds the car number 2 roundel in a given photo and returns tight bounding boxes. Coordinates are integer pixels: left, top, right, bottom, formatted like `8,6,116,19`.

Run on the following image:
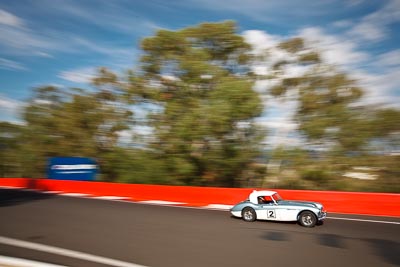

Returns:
267,210,276,219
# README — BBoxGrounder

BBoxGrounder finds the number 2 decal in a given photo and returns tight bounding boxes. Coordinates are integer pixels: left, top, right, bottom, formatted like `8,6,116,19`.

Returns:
267,210,276,218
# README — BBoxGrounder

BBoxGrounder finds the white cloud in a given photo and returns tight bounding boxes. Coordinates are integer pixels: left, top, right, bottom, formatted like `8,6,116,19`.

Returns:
0,9,24,27
332,20,354,29
281,64,310,78
298,25,399,108
347,0,400,42
0,10,64,56
182,0,396,40
0,9,136,65
243,30,280,52
351,67,400,108
0,95,25,123
0,95,20,109
375,49,400,67
299,27,369,68
0,25,52,52
253,79,279,94
295,24,399,108
132,125,154,136
70,37,134,58
246,17,400,148
29,0,163,35
349,23,387,42
298,27,397,109
58,67,96,84
254,90,301,147
244,30,310,147
244,30,299,77
0,57,27,71
257,115,301,147
0,22,135,60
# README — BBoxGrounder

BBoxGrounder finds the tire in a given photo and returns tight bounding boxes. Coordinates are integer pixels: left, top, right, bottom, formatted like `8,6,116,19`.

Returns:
298,211,317,227
242,207,256,222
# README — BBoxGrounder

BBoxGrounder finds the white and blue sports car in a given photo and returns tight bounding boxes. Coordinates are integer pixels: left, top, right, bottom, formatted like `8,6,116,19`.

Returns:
230,190,326,227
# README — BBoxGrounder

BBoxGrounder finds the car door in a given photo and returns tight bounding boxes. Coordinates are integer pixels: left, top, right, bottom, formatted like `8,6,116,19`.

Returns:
257,201,278,220
276,204,300,221
264,205,278,220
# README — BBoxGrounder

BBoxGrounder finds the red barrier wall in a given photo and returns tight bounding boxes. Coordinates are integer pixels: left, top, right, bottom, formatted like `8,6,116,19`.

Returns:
0,178,399,217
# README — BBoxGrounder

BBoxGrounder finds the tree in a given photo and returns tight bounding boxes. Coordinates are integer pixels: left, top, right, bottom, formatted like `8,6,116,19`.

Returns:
1,21,398,192
20,82,133,180
1,22,264,186
134,21,264,186
262,37,400,191
0,122,24,177
270,38,364,153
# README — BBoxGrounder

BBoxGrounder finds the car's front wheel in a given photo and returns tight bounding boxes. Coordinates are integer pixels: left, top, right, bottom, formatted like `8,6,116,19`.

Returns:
298,211,317,227
242,207,256,222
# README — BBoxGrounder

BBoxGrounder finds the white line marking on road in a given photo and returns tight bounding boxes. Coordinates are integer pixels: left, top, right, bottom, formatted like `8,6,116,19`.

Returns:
92,196,131,200
0,255,67,267
60,193,91,197
204,204,233,210
0,236,148,267
327,217,400,225
138,200,185,205
3,186,398,224
123,200,400,224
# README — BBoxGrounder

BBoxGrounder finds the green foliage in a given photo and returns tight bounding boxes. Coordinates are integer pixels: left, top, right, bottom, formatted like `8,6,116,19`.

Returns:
97,148,171,184
137,21,263,186
0,21,264,187
1,23,398,192
278,38,304,53
371,108,400,136
271,38,374,154
299,52,320,64
269,85,287,97
262,35,400,192
0,122,23,177
301,169,330,184
10,77,133,180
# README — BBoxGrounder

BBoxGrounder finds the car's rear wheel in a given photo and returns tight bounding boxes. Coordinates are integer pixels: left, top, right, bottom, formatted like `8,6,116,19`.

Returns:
242,207,256,222
298,211,317,227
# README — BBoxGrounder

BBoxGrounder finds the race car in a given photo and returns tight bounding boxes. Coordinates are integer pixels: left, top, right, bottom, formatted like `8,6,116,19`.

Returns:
230,190,326,227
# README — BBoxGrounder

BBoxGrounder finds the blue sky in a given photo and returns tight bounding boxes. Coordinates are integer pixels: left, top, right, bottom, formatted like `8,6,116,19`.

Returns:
0,0,399,145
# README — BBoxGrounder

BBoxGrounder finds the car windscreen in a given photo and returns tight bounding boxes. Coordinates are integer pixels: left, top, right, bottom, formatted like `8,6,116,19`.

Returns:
272,193,283,201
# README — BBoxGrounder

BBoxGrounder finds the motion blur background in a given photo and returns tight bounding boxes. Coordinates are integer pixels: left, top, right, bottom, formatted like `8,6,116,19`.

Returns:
0,0,399,192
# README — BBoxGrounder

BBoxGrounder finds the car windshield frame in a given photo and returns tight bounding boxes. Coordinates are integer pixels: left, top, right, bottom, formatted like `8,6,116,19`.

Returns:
272,193,283,202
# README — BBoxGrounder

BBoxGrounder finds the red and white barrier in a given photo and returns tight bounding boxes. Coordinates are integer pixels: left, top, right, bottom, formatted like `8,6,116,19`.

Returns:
0,178,399,217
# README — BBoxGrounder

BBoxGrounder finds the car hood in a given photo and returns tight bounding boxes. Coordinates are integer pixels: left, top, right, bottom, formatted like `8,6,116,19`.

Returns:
278,200,323,209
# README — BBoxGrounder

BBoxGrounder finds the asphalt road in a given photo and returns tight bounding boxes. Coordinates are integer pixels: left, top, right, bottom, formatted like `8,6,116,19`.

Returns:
0,189,399,267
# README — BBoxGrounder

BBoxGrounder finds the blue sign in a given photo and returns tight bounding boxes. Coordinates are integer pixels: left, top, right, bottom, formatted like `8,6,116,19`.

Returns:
48,157,98,181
